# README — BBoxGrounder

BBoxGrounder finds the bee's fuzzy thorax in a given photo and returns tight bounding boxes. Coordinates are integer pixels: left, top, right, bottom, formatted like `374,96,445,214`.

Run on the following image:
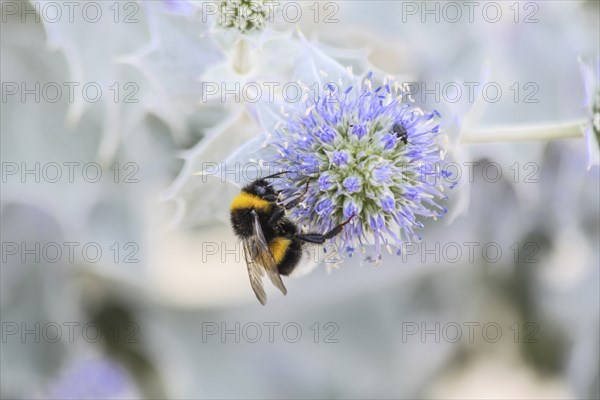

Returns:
230,192,271,212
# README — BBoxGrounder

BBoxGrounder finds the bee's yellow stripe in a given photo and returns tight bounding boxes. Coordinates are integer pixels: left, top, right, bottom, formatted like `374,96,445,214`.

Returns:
230,192,272,211
270,237,291,264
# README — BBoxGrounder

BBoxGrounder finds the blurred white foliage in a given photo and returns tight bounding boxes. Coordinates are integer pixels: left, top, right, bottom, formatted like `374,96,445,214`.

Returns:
2,1,599,399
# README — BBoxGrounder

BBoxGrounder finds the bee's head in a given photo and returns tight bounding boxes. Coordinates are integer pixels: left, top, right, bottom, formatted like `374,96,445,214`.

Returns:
244,179,277,199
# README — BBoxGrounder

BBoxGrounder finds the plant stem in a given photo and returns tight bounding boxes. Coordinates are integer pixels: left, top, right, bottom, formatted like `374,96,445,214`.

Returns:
460,118,587,144
232,38,251,75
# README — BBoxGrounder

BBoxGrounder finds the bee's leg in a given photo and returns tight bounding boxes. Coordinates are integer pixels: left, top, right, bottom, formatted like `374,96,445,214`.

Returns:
282,181,310,210
295,215,355,244
268,207,285,225
263,194,278,202
294,234,326,244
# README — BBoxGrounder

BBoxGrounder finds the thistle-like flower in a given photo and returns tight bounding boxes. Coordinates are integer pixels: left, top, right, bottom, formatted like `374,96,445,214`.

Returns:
218,0,270,33
265,73,450,262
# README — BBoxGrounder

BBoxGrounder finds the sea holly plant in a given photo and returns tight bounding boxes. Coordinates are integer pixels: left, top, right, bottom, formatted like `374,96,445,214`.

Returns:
185,34,451,264
263,73,451,263
178,31,598,267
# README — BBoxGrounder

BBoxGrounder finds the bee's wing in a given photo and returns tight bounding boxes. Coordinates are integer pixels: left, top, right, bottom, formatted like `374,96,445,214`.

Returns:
242,237,267,305
251,210,288,297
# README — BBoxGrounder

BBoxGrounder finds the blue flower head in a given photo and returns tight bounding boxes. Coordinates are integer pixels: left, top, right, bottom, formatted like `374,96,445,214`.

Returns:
266,73,449,261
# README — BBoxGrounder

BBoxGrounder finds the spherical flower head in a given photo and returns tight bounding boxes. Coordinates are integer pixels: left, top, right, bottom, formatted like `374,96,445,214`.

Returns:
266,73,450,262
218,0,269,33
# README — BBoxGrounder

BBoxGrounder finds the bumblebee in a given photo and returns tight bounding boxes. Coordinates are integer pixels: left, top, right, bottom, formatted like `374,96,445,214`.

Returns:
230,173,353,305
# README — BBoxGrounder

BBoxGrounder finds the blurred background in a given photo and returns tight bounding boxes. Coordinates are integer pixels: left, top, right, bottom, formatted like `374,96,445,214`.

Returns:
1,1,599,399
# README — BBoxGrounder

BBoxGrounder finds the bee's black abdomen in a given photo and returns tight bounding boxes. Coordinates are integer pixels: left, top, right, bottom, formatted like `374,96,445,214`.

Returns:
277,239,303,276
273,219,302,275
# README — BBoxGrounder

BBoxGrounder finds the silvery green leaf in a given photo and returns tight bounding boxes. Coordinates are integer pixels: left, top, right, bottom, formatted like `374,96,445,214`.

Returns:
292,31,354,95
162,110,262,228
118,8,224,139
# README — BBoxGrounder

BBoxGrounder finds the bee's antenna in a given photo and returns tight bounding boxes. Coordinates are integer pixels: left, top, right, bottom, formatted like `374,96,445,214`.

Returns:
261,171,290,180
